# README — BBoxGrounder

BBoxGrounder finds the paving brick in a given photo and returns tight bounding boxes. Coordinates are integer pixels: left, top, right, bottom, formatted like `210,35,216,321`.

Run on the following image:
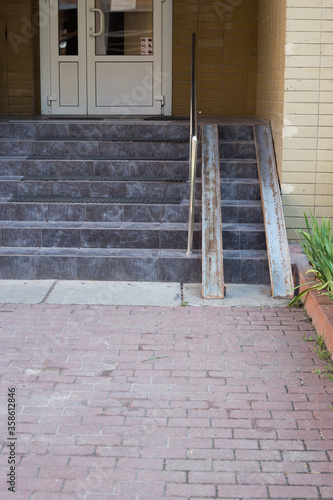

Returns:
214,438,259,449
187,449,234,460
15,478,64,492
288,473,333,486
261,461,309,473
237,472,287,485
137,470,186,482
234,429,277,439
277,429,321,440
236,449,282,461
38,466,89,479
68,457,116,468
166,483,216,496
214,460,261,472
189,471,236,483
117,458,163,470
189,428,232,439
114,481,165,496
282,450,328,461
260,439,305,451
0,303,333,498
63,479,115,494
165,459,212,472
33,495,80,500
142,447,188,459
320,486,333,498
269,486,319,498
168,437,213,449
217,484,268,498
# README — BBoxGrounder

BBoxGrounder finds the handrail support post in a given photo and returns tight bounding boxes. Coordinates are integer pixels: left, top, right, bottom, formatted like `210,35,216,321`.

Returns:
187,135,198,254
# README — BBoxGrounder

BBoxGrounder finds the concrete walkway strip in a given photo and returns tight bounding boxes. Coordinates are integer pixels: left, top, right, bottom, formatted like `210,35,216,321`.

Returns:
45,281,182,306
183,283,290,307
0,280,291,307
0,280,55,304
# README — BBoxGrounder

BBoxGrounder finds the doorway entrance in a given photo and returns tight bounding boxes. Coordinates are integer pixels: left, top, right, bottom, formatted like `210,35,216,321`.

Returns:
41,0,171,115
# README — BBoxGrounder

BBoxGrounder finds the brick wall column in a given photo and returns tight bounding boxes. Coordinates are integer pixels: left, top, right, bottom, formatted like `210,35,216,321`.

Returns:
1,0,40,115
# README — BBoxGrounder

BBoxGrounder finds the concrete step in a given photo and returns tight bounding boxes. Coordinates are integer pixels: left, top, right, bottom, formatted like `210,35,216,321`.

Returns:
0,221,264,251
0,246,269,284
0,158,192,178
0,121,190,141
0,247,202,282
218,125,254,141
1,122,255,142
0,178,260,202
0,141,256,162
3,178,190,199
223,249,270,284
219,141,257,160
221,179,260,200
0,139,191,160
222,223,266,250
0,199,202,223
0,184,262,221
220,160,258,179
0,221,202,250
0,158,258,181
221,200,263,224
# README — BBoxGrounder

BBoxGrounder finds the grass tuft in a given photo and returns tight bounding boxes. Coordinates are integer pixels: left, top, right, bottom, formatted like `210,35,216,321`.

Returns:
304,332,333,381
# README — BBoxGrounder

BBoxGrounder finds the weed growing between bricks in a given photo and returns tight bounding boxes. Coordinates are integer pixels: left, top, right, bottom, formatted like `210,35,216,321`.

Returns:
303,331,333,383
291,303,333,384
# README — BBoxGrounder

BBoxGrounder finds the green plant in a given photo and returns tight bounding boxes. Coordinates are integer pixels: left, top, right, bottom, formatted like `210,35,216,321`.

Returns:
180,301,189,307
303,333,315,342
303,332,333,382
288,212,333,307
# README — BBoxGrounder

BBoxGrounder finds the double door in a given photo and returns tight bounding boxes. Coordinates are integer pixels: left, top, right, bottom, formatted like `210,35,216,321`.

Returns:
48,0,165,115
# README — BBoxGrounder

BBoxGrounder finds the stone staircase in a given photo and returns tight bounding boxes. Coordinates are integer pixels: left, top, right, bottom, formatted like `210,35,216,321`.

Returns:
0,119,270,284
218,124,270,284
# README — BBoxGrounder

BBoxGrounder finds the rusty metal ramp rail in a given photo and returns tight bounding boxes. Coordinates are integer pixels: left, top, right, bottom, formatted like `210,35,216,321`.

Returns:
201,124,224,299
254,123,294,298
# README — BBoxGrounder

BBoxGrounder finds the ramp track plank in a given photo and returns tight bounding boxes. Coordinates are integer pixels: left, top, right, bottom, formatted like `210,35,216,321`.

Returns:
202,124,224,299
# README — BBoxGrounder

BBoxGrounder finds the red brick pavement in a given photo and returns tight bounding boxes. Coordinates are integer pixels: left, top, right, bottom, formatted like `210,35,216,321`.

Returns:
0,303,333,499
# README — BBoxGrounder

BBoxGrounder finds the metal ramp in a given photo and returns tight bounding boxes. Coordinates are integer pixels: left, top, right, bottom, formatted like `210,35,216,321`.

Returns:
200,121,293,299
254,123,294,298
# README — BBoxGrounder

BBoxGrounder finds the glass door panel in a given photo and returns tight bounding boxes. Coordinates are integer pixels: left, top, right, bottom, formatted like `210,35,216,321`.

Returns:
58,0,78,55
95,0,153,56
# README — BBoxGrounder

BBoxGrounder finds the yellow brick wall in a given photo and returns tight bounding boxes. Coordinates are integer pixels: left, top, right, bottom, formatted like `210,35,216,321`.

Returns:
256,0,287,178
281,0,333,239
0,2,8,114
172,0,258,117
0,0,40,115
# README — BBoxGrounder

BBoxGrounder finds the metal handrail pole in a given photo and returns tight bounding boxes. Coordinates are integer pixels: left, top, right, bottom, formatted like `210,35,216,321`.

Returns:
192,35,197,143
187,136,198,254
187,32,197,255
189,33,197,177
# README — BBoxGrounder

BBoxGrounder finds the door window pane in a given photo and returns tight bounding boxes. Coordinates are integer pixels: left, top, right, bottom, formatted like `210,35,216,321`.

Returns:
59,0,78,55
95,0,153,56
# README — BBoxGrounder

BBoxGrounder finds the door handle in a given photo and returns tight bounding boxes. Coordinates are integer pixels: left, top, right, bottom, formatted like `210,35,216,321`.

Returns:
89,8,105,37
